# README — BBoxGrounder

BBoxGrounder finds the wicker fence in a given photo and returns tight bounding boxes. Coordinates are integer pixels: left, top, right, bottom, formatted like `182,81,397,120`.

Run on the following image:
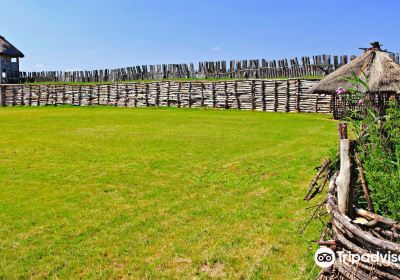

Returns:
314,124,400,279
0,79,335,113
321,173,400,279
331,92,400,119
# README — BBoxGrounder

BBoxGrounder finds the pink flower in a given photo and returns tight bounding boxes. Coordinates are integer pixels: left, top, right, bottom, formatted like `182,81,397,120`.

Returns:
336,87,347,95
357,99,364,105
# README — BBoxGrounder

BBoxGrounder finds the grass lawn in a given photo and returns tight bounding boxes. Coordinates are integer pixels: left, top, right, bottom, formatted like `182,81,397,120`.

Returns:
0,107,336,279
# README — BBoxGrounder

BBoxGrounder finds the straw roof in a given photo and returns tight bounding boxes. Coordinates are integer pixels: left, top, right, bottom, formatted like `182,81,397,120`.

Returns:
0,35,24,58
309,43,400,94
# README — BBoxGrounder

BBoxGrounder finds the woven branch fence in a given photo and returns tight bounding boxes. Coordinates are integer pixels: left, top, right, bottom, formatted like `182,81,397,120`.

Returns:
0,79,334,113
332,92,400,119
20,53,400,83
317,125,400,279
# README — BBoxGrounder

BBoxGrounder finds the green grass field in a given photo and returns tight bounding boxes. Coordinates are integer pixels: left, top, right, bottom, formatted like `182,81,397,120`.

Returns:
0,107,336,279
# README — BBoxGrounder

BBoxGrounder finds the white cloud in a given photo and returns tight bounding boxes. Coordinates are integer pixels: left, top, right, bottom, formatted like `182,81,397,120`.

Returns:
211,46,221,51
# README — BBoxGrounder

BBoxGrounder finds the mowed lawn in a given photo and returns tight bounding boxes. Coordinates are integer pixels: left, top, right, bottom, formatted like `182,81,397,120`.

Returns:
0,107,337,279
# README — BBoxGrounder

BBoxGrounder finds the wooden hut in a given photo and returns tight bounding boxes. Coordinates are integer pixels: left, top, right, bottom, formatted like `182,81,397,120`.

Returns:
309,42,400,118
0,35,24,84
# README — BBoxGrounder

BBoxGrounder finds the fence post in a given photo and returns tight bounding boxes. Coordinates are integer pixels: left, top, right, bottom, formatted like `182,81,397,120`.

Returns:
0,85,3,107
336,123,353,217
285,80,290,112
296,79,301,112
274,80,278,112
251,80,256,110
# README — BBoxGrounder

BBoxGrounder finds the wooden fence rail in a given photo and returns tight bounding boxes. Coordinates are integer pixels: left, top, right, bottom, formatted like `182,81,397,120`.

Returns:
18,53,400,83
0,79,334,114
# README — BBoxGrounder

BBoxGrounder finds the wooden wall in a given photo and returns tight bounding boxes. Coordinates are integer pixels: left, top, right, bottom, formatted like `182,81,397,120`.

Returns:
16,54,370,83
0,57,20,84
0,79,332,114
17,53,400,83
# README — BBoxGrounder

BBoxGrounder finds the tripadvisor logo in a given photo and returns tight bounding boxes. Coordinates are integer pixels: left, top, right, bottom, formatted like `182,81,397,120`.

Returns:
314,247,335,268
314,247,400,268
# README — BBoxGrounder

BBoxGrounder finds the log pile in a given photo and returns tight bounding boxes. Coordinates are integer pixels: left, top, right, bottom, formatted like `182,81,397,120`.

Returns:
0,79,333,114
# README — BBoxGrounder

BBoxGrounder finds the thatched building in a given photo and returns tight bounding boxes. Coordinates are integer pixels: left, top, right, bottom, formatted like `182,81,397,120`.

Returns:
0,35,24,84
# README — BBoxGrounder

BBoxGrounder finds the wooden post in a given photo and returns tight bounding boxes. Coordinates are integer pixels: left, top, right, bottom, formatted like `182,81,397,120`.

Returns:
115,84,119,106
201,82,205,107
29,85,32,106
105,85,109,105
54,85,58,106
21,85,25,106
212,83,216,108
274,80,278,112
336,123,353,217
88,85,92,106
167,81,170,107
261,81,266,111
134,83,138,107
145,83,149,107
177,83,181,108
156,82,160,106
0,85,3,107
188,82,192,108
124,84,129,107
12,87,16,106
296,79,301,112
38,85,41,106
224,81,228,109
45,85,50,106
251,80,256,110
234,81,239,109
97,85,100,105
285,80,290,112
78,86,82,106
355,152,373,212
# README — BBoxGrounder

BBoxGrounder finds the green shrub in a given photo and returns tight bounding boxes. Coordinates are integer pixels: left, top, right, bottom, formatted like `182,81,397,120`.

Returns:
358,100,400,219
342,73,400,220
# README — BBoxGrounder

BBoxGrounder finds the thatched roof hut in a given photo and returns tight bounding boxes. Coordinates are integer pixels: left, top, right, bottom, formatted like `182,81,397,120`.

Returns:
0,35,24,84
310,42,400,94
0,36,24,58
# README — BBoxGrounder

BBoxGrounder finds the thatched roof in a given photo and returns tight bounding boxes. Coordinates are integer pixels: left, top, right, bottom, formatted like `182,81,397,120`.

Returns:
0,35,24,58
309,43,400,94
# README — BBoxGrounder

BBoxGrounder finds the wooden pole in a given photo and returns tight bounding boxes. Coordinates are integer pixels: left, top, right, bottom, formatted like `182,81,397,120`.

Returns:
0,85,3,107
336,123,353,217
355,153,373,212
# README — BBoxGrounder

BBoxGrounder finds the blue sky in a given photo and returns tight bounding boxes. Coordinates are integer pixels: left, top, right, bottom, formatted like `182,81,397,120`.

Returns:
1,0,399,71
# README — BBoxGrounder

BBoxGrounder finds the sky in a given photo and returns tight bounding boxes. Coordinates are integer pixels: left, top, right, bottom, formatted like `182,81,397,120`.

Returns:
1,0,399,72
